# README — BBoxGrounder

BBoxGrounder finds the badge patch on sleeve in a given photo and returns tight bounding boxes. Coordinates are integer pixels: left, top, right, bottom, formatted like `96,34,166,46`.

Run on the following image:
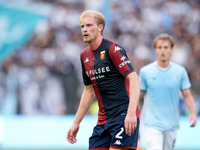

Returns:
100,50,106,60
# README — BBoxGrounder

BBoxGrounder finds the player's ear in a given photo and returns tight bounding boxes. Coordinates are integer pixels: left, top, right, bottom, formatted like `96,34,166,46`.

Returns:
171,46,174,52
98,24,103,33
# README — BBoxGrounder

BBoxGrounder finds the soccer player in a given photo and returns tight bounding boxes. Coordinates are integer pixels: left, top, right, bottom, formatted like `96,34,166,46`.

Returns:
66,10,140,150
139,33,197,150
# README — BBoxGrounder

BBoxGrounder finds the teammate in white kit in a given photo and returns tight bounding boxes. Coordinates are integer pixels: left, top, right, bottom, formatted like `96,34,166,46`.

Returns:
139,33,197,150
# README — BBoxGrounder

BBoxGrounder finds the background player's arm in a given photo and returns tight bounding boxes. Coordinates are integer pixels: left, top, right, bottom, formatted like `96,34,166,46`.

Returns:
138,91,145,113
182,88,197,127
125,72,140,136
67,84,95,144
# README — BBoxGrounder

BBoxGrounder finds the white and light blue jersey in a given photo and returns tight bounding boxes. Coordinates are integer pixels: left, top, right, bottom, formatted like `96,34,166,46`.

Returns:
139,61,191,131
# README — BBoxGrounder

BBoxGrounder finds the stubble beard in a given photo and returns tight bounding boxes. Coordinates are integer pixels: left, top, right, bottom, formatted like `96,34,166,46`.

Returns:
83,36,95,44
83,35,91,43
83,39,92,44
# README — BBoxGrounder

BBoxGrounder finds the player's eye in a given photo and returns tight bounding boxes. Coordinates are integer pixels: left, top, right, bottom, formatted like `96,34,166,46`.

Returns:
164,46,169,49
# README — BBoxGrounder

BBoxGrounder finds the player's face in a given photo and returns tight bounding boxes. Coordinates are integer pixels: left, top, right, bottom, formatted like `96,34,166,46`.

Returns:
155,39,173,62
80,16,100,44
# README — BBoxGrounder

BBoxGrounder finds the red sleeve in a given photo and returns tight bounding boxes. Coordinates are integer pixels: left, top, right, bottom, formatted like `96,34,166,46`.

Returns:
109,44,134,77
80,51,92,85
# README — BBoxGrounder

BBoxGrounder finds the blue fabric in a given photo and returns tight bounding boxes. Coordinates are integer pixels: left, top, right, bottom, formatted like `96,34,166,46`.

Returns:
89,118,139,150
139,61,191,131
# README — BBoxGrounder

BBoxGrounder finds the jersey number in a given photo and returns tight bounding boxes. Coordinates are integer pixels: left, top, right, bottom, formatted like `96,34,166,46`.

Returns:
115,127,124,139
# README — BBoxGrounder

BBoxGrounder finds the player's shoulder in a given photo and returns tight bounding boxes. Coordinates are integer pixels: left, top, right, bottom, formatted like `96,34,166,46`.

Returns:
170,62,186,71
81,46,90,54
104,39,123,48
80,46,90,56
140,61,156,72
104,38,122,46
104,39,125,54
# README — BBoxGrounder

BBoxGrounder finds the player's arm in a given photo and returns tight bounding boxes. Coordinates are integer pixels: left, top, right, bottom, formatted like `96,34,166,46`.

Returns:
138,91,145,113
67,84,95,144
125,71,140,136
182,88,197,127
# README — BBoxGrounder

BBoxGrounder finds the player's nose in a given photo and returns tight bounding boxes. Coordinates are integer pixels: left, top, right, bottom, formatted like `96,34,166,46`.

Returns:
82,26,88,32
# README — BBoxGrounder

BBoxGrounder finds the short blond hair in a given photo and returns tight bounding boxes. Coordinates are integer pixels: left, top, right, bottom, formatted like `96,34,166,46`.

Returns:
154,33,174,48
80,10,105,35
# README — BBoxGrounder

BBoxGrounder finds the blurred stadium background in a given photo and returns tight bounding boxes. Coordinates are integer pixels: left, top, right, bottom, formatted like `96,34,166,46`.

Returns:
0,0,200,150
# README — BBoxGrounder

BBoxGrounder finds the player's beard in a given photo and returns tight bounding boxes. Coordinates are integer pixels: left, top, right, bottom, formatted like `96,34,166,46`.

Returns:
83,34,97,44
83,36,90,43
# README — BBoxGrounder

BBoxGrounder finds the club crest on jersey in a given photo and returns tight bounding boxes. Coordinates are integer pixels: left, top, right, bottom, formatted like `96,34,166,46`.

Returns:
171,75,177,81
100,50,106,60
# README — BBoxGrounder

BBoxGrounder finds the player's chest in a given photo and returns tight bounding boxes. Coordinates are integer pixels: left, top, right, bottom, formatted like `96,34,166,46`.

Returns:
146,72,181,89
83,50,114,77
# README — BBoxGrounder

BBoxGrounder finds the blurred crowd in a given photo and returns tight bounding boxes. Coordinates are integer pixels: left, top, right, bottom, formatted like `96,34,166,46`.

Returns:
0,0,200,115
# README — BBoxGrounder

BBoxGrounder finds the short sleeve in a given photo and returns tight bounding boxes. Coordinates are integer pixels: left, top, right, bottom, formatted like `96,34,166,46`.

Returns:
139,68,147,91
108,44,134,77
181,67,191,90
80,57,92,85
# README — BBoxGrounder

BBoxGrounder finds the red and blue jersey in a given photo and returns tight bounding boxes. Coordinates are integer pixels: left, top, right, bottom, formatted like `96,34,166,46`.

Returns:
80,38,139,125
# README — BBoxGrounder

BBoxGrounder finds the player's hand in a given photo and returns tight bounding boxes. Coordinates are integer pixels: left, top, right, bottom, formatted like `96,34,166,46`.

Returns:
124,113,137,136
66,124,80,144
189,113,197,127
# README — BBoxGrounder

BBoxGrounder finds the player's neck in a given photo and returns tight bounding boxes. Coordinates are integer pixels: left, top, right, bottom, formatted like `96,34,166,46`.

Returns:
157,59,170,68
89,36,103,51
